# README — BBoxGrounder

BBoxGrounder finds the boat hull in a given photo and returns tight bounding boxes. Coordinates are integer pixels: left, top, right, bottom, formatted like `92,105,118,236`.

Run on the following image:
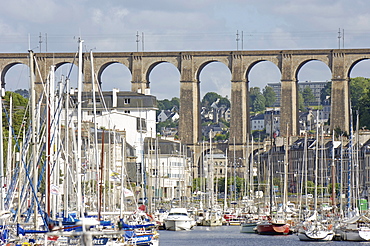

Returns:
240,223,257,233
338,227,370,241
256,222,290,235
201,218,223,227
164,219,194,231
298,230,334,241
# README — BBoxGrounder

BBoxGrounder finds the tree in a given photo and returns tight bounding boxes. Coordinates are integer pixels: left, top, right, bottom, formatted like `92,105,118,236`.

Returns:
263,86,276,107
298,91,305,111
320,82,331,104
249,87,265,112
157,99,172,111
302,86,315,106
218,97,230,108
349,77,370,129
350,77,370,109
201,92,221,108
253,94,266,112
170,97,180,110
302,181,315,195
3,91,29,164
358,88,370,129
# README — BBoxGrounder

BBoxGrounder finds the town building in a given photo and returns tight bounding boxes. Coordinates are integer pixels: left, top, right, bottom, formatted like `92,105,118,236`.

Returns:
267,80,329,107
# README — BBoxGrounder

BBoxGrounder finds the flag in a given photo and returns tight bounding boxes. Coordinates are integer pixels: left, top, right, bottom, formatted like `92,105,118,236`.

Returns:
51,185,59,195
123,188,134,197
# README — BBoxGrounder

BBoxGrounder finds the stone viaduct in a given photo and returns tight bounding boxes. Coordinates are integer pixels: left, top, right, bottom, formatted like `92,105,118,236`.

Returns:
0,49,369,165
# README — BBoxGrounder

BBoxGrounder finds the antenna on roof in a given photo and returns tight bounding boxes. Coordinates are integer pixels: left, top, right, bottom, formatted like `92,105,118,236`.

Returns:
136,31,140,52
39,32,42,53
241,31,244,50
236,30,240,51
142,32,144,52
338,28,341,49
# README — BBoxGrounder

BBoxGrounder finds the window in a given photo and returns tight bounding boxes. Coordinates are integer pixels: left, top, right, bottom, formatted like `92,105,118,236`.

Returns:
137,118,147,131
124,98,130,104
125,110,130,114
151,169,158,176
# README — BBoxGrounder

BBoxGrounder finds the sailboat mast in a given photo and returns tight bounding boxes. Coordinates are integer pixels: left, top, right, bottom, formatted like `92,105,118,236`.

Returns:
331,130,336,209
0,83,3,212
269,110,273,215
314,111,319,212
63,78,70,218
120,134,126,217
347,104,353,214
77,38,84,217
90,50,100,216
283,124,288,210
224,150,228,210
5,95,12,202
249,136,254,198
29,50,38,227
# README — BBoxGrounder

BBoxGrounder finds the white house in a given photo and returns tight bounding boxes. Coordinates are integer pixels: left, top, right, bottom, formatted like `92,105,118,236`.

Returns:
251,114,265,131
61,88,158,166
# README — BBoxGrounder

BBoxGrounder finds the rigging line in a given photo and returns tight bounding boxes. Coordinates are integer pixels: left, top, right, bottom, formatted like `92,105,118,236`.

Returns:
67,51,78,79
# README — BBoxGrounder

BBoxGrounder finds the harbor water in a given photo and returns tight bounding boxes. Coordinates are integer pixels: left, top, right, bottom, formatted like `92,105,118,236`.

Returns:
159,225,366,246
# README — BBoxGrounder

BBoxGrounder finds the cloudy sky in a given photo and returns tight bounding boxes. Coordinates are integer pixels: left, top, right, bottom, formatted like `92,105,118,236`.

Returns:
2,0,370,99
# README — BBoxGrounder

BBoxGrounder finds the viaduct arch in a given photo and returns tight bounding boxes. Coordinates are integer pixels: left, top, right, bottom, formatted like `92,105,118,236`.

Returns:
0,49,369,149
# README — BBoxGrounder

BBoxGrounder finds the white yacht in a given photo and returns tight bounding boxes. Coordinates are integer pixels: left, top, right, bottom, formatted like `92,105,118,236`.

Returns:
164,208,195,231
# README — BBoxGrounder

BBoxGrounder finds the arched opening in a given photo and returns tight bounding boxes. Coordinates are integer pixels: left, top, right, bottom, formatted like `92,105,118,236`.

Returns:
248,61,281,90
350,59,370,78
55,63,79,90
148,62,180,139
248,61,281,140
199,62,231,100
296,60,332,131
198,61,231,142
348,59,370,129
297,60,332,83
4,63,30,93
149,62,180,100
100,63,131,91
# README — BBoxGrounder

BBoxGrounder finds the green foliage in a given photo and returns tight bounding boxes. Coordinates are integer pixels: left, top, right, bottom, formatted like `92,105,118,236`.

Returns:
156,119,178,133
348,77,370,130
298,91,305,111
302,86,316,105
218,97,230,108
2,91,29,163
219,118,230,128
302,181,315,195
251,130,267,142
350,77,370,109
214,133,228,141
249,87,265,112
263,86,276,107
320,82,331,103
216,176,245,194
201,92,230,109
327,183,340,196
201,92,220,107
157,97,179,112
192,177,207,191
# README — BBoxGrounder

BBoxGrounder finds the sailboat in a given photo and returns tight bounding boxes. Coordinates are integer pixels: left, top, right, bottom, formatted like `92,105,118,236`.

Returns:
256,120,290,235
334,110,370,241
297,111,334,241
200,131,223,227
